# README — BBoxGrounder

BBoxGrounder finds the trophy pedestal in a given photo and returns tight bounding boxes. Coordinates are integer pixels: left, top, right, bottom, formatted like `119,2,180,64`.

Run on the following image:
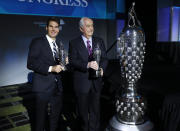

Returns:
95,69,101,77
62,65,67,71
89,68,101,78
106,116,154,131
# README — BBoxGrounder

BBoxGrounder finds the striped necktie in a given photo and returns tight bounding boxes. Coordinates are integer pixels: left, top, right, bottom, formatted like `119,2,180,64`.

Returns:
87,40,92,56
52,41,58,58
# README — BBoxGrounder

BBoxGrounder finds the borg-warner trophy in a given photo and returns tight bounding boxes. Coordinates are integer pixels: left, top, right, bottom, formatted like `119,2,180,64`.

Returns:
93,43,101,77
106,3,153,131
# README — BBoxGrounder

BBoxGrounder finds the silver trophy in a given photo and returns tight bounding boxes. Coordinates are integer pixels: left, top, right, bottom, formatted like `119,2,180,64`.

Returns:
93,43,101,77
58,42,67,70
106,3,153,131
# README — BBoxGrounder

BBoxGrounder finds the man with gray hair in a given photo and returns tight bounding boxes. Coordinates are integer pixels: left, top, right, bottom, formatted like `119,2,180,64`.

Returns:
69,17,108,131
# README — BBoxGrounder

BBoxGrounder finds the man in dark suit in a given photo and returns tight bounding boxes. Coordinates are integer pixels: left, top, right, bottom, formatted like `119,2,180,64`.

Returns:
69,17,108,131
27,17,66,131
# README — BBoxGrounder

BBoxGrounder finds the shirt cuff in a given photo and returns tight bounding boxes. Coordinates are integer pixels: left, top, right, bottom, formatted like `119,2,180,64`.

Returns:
87,62,89,68
48,66,52,72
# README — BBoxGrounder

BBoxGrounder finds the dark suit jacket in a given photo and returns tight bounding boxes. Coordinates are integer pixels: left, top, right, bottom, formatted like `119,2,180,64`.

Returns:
27,36,63,93
69,36,108,93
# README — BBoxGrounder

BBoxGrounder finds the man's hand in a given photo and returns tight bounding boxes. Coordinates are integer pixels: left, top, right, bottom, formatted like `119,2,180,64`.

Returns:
87,61,99,70
51,65,64,73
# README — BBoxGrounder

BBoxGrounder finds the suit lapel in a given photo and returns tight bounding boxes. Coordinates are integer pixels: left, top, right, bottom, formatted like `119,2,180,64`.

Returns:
56,41,60,50
56,39,63,49
92,37,96,51
79,36,89,56
43,36,55,62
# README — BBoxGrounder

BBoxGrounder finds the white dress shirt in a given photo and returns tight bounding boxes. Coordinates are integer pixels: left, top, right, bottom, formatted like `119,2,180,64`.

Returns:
46,34,58,72
82,35,92,48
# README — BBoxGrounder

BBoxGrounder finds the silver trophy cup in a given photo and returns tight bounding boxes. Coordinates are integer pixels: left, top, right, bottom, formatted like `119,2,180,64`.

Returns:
93,43,101,77
106,2,153,131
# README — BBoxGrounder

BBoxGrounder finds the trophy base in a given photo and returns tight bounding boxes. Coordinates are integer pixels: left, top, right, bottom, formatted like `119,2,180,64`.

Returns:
106,116,154,131
63,66,67,71
95,70,101,77
89,68,101,78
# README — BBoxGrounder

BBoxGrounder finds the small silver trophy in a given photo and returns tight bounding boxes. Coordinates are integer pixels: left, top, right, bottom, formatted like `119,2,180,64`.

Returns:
93,43,101,77
106,2,153,131
58,42,67,70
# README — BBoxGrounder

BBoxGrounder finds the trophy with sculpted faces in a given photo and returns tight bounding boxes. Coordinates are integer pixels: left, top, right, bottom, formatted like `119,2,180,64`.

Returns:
106,3,153,131
93,43,101,77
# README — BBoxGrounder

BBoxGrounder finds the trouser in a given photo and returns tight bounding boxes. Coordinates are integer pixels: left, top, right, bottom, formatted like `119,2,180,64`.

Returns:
76,86,101,131
34,88,62,131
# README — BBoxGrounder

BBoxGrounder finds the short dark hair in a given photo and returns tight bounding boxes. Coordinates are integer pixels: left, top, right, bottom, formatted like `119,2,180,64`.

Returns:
46,17,60,27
